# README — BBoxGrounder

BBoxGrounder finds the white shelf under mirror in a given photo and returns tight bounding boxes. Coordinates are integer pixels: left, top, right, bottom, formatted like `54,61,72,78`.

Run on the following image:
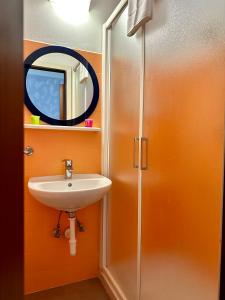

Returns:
24,124,101,132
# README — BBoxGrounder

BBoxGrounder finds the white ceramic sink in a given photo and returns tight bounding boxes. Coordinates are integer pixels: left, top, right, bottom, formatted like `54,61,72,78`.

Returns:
28,174,112,212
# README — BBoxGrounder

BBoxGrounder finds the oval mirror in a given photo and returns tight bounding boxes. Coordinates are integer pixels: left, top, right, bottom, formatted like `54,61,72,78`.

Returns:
24,46,99,126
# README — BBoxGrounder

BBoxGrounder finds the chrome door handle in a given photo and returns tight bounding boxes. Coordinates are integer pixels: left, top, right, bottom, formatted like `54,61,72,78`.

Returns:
133,137,139,169
141,137,148,170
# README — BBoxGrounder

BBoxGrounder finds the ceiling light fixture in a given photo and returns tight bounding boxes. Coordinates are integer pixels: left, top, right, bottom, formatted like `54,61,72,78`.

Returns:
49,0,91,25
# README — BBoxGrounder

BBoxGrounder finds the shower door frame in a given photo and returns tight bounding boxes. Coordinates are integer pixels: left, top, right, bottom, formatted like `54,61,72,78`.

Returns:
101,1,144,299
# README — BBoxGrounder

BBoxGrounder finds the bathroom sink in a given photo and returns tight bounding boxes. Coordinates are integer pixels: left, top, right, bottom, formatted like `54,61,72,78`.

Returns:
28,174,112,212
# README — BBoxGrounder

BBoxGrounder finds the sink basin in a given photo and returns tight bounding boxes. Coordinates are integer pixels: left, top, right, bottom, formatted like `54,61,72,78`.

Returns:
28,174,112,212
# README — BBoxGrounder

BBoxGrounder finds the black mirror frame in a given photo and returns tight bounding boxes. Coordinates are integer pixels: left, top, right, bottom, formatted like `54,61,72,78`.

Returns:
24,46,99,126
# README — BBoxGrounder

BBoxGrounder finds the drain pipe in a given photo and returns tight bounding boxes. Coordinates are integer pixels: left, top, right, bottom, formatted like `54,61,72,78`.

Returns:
68,212,76,256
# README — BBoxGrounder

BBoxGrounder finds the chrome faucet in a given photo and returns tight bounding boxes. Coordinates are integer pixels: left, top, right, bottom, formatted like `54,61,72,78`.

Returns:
62,159,73,179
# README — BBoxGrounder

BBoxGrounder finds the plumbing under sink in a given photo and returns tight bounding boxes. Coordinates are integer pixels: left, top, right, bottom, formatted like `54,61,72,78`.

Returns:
28,174,112,256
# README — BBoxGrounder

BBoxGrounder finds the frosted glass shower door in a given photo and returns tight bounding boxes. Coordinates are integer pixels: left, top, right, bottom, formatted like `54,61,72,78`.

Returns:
141,1,225,299
106,7,142,300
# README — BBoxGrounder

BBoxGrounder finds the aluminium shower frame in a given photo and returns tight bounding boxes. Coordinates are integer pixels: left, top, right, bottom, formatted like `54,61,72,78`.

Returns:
101,1,144,299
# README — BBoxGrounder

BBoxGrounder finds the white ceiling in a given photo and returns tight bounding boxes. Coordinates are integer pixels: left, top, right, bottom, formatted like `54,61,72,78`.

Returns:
24,0,120,53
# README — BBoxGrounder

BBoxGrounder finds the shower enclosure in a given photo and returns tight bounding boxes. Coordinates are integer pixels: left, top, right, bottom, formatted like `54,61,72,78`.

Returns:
101,0,225,299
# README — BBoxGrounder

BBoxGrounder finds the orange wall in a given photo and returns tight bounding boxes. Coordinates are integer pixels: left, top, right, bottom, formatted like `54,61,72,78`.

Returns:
24,40,102,294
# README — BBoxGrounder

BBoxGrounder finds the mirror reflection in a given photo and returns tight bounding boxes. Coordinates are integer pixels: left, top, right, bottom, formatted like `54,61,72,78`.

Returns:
26,52,94,121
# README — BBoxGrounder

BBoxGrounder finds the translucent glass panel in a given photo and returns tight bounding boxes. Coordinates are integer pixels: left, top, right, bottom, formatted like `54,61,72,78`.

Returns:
141,0,225,299
106,8,141,300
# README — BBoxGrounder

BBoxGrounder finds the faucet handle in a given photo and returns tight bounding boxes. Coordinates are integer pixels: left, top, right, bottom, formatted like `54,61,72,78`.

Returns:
62,159,73,167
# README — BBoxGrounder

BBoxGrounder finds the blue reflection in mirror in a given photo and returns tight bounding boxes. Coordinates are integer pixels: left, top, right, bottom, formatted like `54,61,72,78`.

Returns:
26,67,66,120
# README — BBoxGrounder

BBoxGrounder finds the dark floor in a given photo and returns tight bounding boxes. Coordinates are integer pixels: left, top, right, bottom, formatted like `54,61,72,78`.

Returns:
24,278,110,300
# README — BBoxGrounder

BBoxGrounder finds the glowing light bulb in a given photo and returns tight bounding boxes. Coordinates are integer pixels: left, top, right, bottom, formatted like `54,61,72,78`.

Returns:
50,0,91,25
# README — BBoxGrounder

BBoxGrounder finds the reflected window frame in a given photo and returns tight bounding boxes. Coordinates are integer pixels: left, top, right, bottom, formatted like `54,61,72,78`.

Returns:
27,65,67,120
